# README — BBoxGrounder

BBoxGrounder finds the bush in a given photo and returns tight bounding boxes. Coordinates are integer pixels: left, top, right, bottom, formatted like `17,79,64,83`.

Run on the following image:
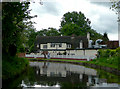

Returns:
104,49,111,57
94,48,120,70
110,50,116,56
2,55,29,79
116,47,120,56
98,49,117,58
98,49,108,58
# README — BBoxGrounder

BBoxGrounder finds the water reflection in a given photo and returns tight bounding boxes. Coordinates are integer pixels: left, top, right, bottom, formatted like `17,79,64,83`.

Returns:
2,62,120,89
20,62,120,89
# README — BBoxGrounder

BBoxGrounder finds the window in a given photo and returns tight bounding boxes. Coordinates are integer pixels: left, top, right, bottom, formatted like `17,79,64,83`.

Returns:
51,43,62,48
43,45,47,49
59,43,62,47
67,44,71,48
50,43,55,47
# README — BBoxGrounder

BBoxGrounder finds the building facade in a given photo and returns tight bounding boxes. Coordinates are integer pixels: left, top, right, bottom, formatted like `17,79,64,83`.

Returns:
34,35,88,52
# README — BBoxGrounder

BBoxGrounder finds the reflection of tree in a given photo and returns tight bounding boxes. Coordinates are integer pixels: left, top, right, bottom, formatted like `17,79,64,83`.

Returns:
60,82,87,89
2,66,36,88
23,66,36,86
2,73,25,89
42,62,48,75
41,51,48,59
97,69,120,83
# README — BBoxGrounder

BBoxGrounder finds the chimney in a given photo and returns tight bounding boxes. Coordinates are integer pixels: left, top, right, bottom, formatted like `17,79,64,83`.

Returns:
71,34,75,39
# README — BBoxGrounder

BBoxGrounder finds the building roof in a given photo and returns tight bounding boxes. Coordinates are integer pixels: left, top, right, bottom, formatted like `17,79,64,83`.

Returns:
35,36,88,44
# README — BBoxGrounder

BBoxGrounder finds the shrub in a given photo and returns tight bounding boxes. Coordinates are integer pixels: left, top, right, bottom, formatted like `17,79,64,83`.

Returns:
2,55,29,79
116,47,120,56
110,50,116,56
105,49,111,57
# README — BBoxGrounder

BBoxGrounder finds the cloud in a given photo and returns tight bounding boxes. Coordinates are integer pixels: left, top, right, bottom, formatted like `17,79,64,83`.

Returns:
81,3,118,35
43,2,61,16
31,14,62,30
90,2,112,8
29,1,61,16
29,0,118,40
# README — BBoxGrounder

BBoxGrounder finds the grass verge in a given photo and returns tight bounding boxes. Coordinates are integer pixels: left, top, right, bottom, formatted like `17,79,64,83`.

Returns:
27,58,86,63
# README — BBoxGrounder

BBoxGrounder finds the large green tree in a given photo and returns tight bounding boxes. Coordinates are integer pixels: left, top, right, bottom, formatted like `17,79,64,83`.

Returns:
2,2,35,56
60,11,91,36
60,11,103,40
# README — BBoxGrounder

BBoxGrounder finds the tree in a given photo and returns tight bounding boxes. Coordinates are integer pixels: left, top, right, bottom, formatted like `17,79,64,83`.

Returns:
37,28,61,36
102,32,109,42
60,11,103,40
110,0,120,21
60,23,84,36
46,27,61,36
27,28,37,53
110,0,120,13
60,11,91,36
88,29,103,41
2,2,35,56
37,29,48,36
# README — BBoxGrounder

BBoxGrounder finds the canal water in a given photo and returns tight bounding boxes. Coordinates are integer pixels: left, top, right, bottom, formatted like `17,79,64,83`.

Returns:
3,62,120,89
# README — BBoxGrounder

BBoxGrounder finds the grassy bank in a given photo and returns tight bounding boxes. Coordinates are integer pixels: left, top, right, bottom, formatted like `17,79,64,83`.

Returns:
2,55,29,79
87,47,120,70
86,56,120,70
27,58,86,63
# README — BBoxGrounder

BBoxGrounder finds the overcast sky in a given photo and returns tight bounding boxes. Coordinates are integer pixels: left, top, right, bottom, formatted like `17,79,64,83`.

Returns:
29,0,118,40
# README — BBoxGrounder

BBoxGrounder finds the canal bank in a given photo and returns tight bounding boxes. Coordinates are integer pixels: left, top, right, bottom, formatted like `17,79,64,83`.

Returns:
2,56,29,80
28,58,120,76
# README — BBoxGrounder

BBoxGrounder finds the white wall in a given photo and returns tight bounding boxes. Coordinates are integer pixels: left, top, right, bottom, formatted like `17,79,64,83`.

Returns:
26,49,98,60
85,50,98,56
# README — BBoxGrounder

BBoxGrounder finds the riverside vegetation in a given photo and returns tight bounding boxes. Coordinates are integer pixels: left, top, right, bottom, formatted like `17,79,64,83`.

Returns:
2,54,29,79
89,47,120,70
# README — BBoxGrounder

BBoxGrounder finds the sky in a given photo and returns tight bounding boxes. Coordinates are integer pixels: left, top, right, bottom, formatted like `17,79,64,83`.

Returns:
29,0,119,40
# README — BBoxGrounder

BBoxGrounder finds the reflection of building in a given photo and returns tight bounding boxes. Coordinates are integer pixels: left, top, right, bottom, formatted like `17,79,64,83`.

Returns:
30,62,97,78
24,62,120,88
